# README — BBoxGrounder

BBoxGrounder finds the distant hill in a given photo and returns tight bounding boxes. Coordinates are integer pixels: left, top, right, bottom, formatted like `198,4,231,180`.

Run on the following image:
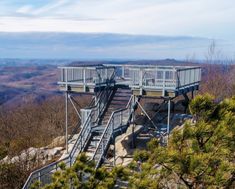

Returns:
0,32,212,59
70,59,199,66
0,60,199,107
0,59,71,67
0,65,59,108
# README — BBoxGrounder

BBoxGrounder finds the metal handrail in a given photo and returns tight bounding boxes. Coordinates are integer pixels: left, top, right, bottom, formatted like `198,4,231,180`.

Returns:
114,65,200,89
22,97,101,188
58,65,116,84
23,69,116,189
92,95,134,168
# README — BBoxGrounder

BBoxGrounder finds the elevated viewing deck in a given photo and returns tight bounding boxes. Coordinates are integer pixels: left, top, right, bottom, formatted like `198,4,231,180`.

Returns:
58,64,201,97
23,64,201,189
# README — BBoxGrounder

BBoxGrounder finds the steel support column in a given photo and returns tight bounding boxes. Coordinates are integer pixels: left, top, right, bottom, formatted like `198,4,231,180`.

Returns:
167,99,171,142
65,91,69,154
132,97,136,148
113,137,116,166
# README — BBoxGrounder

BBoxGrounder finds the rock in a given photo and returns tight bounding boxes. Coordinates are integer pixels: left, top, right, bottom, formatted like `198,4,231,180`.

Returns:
114,125,143,166
47,136,66,148
1,146,64,166
28,147,38,158
47,147,63,158
59,133,80,160
1,155,10,163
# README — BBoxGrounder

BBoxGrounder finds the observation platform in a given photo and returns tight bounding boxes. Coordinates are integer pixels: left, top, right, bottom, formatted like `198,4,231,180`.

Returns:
58,64,201,97
23,63,201,189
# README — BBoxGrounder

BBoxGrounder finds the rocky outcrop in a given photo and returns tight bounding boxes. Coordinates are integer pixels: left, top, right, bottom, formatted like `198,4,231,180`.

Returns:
110,114,192,167
112,125,143,166
1,136,65,167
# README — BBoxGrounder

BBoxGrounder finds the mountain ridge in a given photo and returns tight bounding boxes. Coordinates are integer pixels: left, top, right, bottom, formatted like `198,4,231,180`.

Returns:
0,32,212,59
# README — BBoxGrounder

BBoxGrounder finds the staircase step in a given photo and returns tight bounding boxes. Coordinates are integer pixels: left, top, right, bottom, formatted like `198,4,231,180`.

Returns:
107,106,125,110
110,102,128,105
112,97,130,100
111,102,129,105
109,106,127,109
87,148,96,152
111,99,130,102
112,96,130,98
91,138,101,142
92,130,105,135
92,125,105,131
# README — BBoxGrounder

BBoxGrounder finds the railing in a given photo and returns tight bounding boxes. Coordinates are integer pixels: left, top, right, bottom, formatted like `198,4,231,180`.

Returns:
23,71,116,189
22,110,92,188
105,64,201,95
176,67,201,89
120,66,200,90
58,64,201,96
129,68,177,89
92,95,135,169
58,65,116,90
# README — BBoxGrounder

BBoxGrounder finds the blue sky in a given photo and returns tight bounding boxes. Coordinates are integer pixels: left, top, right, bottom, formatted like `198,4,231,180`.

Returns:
0,0,234,59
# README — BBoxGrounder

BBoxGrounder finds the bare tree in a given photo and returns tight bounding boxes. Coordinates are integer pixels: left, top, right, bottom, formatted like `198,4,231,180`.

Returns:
200,40,235,99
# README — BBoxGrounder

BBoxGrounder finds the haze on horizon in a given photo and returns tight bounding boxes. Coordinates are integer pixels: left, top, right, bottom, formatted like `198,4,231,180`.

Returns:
0,0,235,59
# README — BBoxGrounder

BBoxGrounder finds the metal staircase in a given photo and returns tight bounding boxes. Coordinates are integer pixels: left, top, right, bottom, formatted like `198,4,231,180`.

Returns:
22,81,116,189
23,88,135,188
85,88,133,166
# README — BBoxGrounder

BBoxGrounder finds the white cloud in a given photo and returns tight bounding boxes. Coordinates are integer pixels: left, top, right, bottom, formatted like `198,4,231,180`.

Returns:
32,0,71,15
15,0,71,16
16,5,33,14
0,0,235,40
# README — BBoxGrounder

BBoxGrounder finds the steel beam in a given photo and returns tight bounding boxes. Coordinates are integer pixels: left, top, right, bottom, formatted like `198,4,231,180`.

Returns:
68,94,81,119
136,101,158,129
